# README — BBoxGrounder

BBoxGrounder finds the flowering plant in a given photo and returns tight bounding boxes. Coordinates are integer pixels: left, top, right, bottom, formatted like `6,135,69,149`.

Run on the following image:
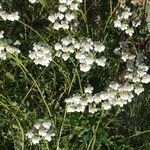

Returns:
0,0,149,149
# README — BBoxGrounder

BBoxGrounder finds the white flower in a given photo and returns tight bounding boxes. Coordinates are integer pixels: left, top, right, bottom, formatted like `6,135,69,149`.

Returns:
128,54,136,60
75,52,85,60
93,94,101,103
114,47,121,55
76,104,85,112
138,64,149,72
107,90,116,99
114,19,122,28
80,98,88,106
87,94,94,103
54,22,62,30
124,73,133,80
137,70,147,77
36,50,45,57
95,57,106,67
67,45,74,53
132,20,141,27
72,94,81,105
0,11,8,21
48,0,82,30
55,43,62,51
134,84,144,95
66,0,74,5
59,0,67,4
29,51,36,60
122,11,132,19
34,123,41,129
65,98,73,103
109,82,120,90
70,3,79,10
55,51,62,57
29,0,36,4
29,43,52,66
69,94,81,105
45,133,55,141
61,37,71,46
121,53,129,62
61,21,70,29
109,99,119,106
48,14,57,23
132,77,141,83
7,12,20,21
89,104,98,114
0,31,4,39
94,42,105,52
100,92,109,100
32,136,40,144
0,11,19,21
62,46,70,52
6,46,20,54
58,5,67,12
84,84,93,94
0,52,6,60
42,121,51,129
14,40,21,46
80,63,91,72
26,130,34,139
65,13,75,21
102,102,111,110
119,91,130,100
124,83,134,92
58,13,64,20
0,41,20,60
38,129,48,137
141,74,150,84
117,99,127,107
120,23,128,31
77,0,83,2
85,56,95,65
45,134,52,141
74,42,80,49
125,28,134,36
67,105,75,112
62,53,70,61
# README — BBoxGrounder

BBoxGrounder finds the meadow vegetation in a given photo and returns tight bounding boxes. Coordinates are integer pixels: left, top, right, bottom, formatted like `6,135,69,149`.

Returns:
0,0,150,149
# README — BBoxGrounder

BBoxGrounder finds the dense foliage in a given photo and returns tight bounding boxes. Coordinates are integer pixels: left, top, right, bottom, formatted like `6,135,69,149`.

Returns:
0,0,150,149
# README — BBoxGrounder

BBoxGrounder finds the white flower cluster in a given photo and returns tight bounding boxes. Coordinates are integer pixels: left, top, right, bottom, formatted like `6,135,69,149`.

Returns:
48,0,82,30
125,62,150,93
29,43,53,67
26,120,55,144
96,63,150,109
99,82,134,110
0,5,19,21
54,36,106,72
114,42,136,62
97,49,150,110
0,32,20,60
65,52,150,113
114,3,141,36
65,84,99,113
29,0,36,4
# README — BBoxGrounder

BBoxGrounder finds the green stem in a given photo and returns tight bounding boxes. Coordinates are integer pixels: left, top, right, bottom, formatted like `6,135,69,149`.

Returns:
56,108,67,150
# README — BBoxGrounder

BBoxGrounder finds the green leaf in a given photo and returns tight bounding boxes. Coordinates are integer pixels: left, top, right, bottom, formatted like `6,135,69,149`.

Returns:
5,72,15,82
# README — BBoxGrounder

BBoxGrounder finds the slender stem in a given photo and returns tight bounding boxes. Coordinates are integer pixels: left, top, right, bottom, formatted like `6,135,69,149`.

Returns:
56,108,67,150
17,20,48,44
13,55,52,117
